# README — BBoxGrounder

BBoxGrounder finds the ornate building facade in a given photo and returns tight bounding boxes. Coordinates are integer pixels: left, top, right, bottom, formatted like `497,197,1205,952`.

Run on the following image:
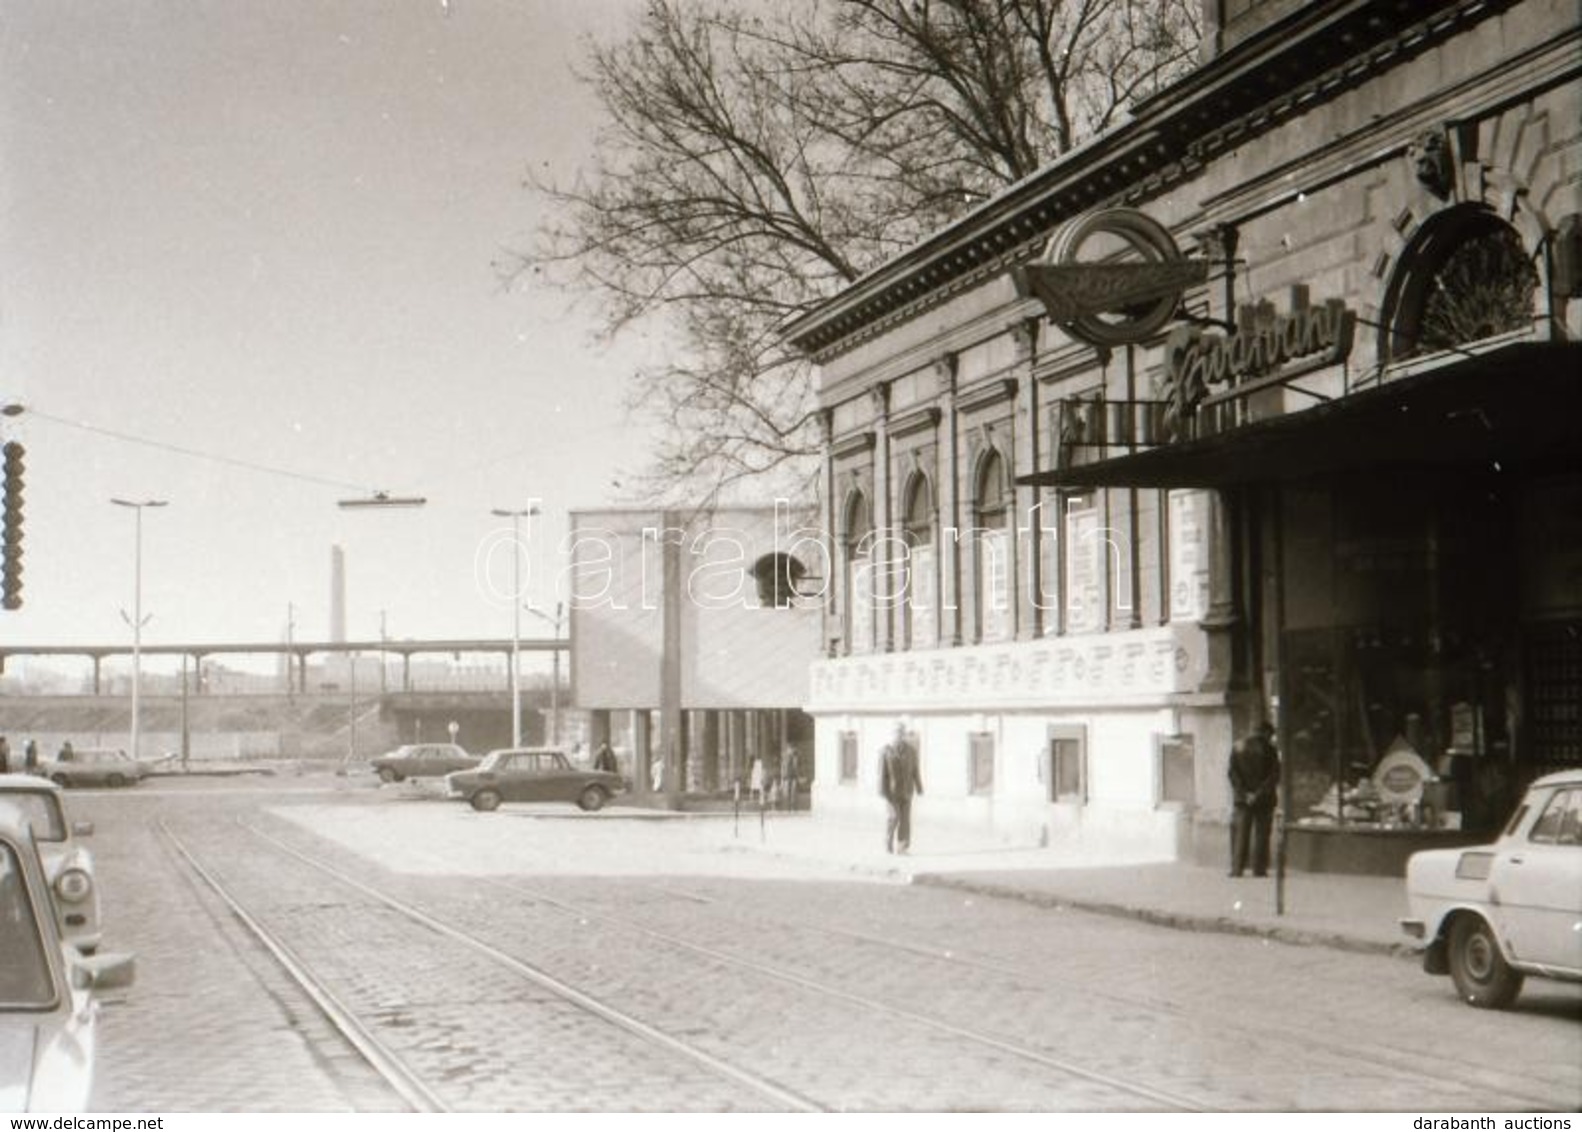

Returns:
784,0,1582,869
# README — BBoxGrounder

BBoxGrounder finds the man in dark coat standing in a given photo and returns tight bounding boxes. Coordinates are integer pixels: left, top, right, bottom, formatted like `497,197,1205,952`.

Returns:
1228,720,1281,877
880,722,923,855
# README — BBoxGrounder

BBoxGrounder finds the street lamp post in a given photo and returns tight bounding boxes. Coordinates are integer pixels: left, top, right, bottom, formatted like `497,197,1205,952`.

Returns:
490,506,539,748
111,498,168,760
526,600,565,746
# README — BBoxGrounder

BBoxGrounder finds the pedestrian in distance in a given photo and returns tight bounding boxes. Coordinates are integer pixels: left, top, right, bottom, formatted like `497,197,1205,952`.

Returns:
749,755,766,806
593,741,618,775
879,722,923,854
23,739,37,774
1228,719,1281,877
0,736,9,774
780,744,800,811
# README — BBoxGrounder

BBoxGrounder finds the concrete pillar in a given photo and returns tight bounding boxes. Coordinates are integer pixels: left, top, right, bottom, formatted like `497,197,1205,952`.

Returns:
1013,320,1042,640
658,509,684,806
936,356,963,647
727,711,745,789
872,384,894,652
701,711,720,792
632,708,652,795
588,710,611,750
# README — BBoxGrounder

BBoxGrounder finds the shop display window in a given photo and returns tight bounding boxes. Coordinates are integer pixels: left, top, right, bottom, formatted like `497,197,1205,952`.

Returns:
1282,626,1517,836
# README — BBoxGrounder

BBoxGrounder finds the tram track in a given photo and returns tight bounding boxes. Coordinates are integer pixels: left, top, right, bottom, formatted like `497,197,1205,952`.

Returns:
159,821,449,1114
453,872,1576,1112
223,815,1202,1113
160,819,822,1112
642,872,1582,1113
239,819,1214,1111
626,880,1578,1112
247,811,1565,1113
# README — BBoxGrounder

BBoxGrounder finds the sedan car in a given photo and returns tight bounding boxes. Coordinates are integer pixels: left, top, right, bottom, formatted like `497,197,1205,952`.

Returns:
0,776,100,955
369,743,479,784
1402,768,1582,1008
36,748,149,789
444,748,625,813
0,812,135,1113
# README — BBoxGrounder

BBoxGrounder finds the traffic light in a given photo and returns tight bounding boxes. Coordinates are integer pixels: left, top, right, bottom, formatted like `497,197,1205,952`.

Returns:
2,441,23,610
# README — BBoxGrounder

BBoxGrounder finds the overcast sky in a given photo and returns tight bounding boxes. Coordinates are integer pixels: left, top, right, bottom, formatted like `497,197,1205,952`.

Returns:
1,0,668,674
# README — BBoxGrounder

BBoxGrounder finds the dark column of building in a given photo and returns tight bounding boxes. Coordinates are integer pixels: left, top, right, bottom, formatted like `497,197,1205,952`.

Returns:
727,711,745,791
872,383,894,652
701,710,720,792
936,356,963,646
632,708,652,795
1014,320,1042,640
588,710,611,750
659,509,684,805
1199,223,1244,694
820,410,839,657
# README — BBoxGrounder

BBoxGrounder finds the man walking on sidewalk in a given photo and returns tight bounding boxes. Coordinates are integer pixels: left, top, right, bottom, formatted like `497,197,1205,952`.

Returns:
1228,719,1281,877
880,722,923,854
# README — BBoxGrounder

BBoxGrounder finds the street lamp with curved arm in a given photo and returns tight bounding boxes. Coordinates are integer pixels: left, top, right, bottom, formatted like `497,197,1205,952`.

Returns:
111,498,168,760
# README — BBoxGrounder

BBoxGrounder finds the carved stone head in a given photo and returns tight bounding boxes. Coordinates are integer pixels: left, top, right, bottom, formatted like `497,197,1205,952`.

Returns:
1408,130,1453,199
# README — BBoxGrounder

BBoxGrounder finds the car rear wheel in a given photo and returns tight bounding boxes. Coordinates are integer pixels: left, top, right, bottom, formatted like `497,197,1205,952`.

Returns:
377,767,400,784
50,774,71,788
470,789,502,813
106,773,126,788
1448,915,1524,1009
577,786,608,813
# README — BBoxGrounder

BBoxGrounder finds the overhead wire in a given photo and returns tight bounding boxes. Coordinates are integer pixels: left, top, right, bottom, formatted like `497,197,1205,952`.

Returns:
21,406,388,495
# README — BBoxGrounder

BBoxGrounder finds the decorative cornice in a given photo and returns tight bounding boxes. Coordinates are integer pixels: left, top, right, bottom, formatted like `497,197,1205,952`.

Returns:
891,405,943,440
957,377,1020,415
831,430,877,461
781,0,1511,363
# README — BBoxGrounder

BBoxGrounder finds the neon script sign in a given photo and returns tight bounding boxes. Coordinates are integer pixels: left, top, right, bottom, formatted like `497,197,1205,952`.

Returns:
1163,286,1356,414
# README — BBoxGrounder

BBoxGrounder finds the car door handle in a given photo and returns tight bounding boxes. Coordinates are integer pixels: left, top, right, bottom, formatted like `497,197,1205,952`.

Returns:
1507,856,1523,865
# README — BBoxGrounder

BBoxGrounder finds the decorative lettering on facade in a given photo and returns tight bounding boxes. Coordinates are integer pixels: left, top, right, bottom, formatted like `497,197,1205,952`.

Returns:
909,544,937,648
1168,490,1209,622
1162,286,1356,417
1065,503,1104,634
808,625,1208,710
979,528,1012,643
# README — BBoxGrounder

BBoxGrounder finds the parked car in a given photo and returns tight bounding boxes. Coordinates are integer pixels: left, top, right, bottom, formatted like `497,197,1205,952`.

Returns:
444,748,626,813
0,811,135,1113
0,775,100,955
369,743,479,784
36,748,149,789
1401,768,1582,1009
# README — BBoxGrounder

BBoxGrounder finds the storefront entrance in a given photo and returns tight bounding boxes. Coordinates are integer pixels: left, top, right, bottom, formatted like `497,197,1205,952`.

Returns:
1278,468,1582,855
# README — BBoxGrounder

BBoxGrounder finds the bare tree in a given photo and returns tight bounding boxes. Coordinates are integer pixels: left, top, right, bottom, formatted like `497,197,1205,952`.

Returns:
517,0,1200,503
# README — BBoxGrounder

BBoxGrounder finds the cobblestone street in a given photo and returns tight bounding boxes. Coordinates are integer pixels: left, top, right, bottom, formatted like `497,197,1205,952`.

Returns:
77,775,1582,1113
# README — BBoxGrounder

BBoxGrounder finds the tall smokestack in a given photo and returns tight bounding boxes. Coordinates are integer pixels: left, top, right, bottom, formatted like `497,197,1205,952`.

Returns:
330,545,346,643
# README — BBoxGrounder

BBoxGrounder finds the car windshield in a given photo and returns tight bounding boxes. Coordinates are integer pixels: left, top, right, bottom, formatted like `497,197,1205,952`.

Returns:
0,793,66,842
0,843,55,1008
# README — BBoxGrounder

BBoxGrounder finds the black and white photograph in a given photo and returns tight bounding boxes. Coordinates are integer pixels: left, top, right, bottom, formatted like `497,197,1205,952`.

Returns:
1,0,1578,1118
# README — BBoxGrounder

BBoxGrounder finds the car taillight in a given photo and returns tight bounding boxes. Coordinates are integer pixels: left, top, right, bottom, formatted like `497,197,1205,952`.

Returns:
55,868,93,903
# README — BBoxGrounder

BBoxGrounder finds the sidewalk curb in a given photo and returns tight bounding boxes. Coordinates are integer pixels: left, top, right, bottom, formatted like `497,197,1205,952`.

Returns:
911,872,1418,960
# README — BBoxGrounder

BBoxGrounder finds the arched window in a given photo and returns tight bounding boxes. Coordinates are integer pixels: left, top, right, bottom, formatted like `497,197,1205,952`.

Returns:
1384,206,1539,362
843,490,875,654
974,449,1011,643
901,473,936,650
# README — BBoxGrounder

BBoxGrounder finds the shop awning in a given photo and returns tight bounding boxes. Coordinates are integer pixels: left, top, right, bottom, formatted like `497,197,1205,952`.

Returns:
1020,341,1582,490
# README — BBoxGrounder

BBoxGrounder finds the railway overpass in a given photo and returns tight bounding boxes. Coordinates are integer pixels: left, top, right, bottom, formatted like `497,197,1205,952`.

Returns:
0,636,567,696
